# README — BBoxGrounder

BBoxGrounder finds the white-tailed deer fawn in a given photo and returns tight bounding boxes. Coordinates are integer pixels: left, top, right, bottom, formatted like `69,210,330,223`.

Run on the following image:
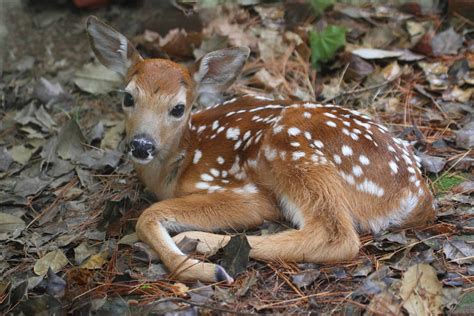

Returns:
87,16,436,284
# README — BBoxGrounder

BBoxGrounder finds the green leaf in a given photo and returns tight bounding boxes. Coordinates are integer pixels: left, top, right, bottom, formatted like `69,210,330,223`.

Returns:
309,25,346,69
308,0,334,16
433,173,466,192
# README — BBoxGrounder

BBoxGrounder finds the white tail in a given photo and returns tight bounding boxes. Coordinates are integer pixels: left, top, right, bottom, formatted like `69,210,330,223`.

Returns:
87,16,436,284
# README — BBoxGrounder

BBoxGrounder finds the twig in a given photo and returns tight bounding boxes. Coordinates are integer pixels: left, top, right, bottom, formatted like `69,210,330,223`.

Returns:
323,80,394,103
139,297,254,315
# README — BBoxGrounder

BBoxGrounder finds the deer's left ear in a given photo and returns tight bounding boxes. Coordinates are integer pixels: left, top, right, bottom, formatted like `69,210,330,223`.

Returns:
86,16,143,78
193,47,250,107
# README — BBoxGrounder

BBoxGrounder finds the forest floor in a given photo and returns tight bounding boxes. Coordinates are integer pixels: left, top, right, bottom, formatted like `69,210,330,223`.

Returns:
0,1,473,314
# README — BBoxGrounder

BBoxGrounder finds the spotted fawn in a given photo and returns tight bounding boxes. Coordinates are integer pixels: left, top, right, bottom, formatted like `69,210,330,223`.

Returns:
87,16,436,283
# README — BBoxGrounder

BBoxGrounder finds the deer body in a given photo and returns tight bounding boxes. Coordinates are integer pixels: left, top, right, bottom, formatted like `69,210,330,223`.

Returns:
87,17,435,283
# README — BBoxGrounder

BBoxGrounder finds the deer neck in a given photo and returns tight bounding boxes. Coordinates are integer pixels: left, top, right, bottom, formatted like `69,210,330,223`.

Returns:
134,121,193,200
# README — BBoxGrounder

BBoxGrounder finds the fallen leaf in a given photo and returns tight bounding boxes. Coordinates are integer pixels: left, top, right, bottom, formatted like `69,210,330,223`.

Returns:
86,121,105,145
176,236,198,254
381,61,401,81
441,287,463,310
74,242,97,265
56,119,85,160
100,121,124,150
0,213,25,240
118,232,139,246
453,292,474,315
46,268,66,298
252,69,283,89
368,291,399,315
292,269,320,288
188,281,213,303
417,152,446,173
10,145,34,165
34,250,69,276
13,176,51,197
455,122,474,150
453,181,474,194
351,48,403,59
221,235,250,277
34,77,67,105
432,27,463,56
343,53,374,81
173,282,189,297
399,264,442,316
0,146,13,172
443,240,474,264
352,259,373,277
418,61,449,90
74,62,122,95
80,251,108,269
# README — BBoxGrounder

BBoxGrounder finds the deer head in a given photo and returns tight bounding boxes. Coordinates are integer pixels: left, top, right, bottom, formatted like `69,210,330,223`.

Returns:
86,16,250,165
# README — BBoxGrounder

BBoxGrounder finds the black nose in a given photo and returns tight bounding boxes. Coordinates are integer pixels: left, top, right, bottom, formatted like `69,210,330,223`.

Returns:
130,134,156,160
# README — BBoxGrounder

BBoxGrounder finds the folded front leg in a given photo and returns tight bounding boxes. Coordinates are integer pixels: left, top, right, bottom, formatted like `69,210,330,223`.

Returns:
135,190,278,283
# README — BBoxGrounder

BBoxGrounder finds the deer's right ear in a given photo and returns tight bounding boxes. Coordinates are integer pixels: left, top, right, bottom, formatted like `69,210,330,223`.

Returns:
86,16,142,77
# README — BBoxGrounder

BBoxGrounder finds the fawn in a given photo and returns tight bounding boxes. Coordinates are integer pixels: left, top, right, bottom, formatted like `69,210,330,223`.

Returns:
86,16,436,284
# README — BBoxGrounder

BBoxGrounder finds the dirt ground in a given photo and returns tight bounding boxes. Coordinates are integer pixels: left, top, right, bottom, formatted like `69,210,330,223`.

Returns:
0,0,473,314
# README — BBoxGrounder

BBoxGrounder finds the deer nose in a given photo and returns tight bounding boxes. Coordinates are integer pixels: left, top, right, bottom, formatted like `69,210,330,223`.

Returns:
130,134,156,160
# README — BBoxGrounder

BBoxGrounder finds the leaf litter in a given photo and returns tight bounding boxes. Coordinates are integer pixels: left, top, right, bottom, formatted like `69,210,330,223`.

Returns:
0,0,473,314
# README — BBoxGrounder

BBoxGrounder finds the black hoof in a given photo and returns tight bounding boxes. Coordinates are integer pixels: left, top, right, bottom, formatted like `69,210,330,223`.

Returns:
215,265,234,284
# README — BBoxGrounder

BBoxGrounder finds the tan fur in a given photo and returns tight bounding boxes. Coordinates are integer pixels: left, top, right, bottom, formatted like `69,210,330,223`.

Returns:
87,18,435,283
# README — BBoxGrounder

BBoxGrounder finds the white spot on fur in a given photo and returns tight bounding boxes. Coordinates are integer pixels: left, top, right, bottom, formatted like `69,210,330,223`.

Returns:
292,151,306,160
341,145,353,156
313,140,324,149
273,125,283,134
200,173,214,182
290,142,300,147
356,179,385,197
233,183,259,194
333,154,342,164
339,171,355,185
210,168,220,177
288,127,301,136
217,156,225,165
388,160,398,174
359,155,370,165
264,146,277,161
326,121,337,128
324,112,338,119
193,150,202,164
226,127,240,140
196,182,210,190
352,165,363,177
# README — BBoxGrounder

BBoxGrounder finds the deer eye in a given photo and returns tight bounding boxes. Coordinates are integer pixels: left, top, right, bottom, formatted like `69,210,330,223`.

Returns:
170,103,185,118
123,92,134,107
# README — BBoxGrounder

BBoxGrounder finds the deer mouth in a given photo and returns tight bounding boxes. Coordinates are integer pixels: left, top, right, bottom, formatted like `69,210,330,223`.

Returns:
129,151,155,165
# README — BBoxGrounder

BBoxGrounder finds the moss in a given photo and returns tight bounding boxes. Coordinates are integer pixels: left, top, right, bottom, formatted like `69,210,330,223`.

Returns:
433,173,466,192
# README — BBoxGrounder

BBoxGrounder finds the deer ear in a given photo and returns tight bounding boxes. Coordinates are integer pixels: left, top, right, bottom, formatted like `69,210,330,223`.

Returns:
194,47,250,107
86,16,142,77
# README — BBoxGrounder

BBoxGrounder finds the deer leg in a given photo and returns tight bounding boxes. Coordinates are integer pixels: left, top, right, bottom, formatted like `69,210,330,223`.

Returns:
175,165,360,263
135,190,278,283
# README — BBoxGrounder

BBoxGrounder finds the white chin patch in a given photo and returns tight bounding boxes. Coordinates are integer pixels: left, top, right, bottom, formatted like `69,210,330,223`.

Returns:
130,153,154,165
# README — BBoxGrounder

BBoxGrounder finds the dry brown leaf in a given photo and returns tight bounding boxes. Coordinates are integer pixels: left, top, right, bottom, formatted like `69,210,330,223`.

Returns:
80,252,108,269
34,250,69,276
399,264,442,316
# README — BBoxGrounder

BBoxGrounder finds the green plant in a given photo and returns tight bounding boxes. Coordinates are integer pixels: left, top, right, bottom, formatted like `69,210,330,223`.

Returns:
309,25,346,69
309,0,334,16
